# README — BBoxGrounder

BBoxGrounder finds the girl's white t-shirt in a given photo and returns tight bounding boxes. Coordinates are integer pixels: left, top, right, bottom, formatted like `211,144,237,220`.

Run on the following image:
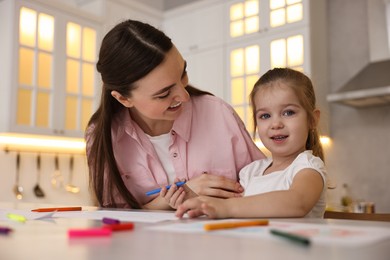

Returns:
239,150,327,218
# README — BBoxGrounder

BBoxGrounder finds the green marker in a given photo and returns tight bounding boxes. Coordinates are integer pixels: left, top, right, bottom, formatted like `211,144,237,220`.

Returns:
270,229,311,246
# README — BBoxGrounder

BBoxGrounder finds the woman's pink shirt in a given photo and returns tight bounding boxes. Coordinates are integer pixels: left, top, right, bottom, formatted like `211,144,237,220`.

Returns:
86,95,265,207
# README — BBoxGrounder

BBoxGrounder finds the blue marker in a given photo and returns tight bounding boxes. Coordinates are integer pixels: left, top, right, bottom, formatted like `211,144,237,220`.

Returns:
146,181,186,196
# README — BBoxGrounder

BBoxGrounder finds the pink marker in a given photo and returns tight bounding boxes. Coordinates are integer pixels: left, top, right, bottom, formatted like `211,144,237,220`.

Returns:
68,227,112,238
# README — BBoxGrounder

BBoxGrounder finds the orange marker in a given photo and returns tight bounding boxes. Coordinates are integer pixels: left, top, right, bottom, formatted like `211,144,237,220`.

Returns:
32,206,82,212
204,219,269,231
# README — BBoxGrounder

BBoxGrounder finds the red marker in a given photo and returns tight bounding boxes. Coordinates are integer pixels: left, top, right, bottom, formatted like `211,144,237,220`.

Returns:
103,222,134,231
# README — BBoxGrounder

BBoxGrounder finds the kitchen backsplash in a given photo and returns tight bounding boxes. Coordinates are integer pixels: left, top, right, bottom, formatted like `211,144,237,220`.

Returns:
0,150,93,206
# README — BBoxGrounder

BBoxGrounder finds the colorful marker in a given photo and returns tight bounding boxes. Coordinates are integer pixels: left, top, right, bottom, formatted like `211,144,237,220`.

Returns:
146,181,186,196
32,206,82,212
103,222,134,231
270,229,311,246
102,217,121,225
204,219,269,231
6,213,26,223
68,228,112,238
0,226,13,235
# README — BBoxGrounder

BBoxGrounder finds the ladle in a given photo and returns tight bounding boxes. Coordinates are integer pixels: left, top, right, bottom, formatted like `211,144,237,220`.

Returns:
13,152,23,200
33,154,45,198
51,154,64,189
65,155,80,193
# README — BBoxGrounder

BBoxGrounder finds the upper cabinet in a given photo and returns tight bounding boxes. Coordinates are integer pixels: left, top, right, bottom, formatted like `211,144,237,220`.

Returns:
163,0,327,137
163,1,226,55
5,1,100,138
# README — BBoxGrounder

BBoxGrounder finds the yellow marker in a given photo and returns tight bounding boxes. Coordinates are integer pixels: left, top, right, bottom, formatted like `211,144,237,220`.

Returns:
7,213,27,223
204,219,269,231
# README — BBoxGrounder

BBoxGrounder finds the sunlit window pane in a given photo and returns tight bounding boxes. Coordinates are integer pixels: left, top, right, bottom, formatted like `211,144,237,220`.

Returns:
230,49,244,77
287,0,301,4
82,27,96,62
231,78,245,105
17,89,32,125
67,22,81,58
270,9,285,27
287,35,303,66
65,96,78,130
271,39,286,68
36,91,50,127
19,7,36,47
246,106,254,133
245,45,259,74
81,99,93,130
230,3,244,20
245,16,259,34
245,0,259,16
82,63,95,96
287,4,303,23
37,52,52,88
230,20,244,37
246,75,258,95
38,13,54,51
18,48,35,86
66,59,80,94
234,106,245,122
270,0,285,10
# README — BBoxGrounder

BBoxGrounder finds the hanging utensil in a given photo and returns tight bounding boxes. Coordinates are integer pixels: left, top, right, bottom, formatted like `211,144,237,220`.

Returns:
65,155,80,194
13,152,23,200
33,154,45,198
51,154,64,189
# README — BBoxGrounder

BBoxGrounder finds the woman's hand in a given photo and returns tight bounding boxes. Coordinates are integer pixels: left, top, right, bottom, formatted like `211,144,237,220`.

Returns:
175,196,229,219
184,173,243,199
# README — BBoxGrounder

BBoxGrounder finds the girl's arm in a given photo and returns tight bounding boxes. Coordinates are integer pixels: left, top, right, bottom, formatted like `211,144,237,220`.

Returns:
176,168,324,218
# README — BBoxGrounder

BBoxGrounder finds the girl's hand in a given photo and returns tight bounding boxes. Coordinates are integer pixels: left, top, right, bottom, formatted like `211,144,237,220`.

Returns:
184,173,243,199
159,178,186,209
175,196,229,219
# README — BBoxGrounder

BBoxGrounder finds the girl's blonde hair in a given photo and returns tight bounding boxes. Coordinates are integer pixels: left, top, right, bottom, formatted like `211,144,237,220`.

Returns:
249,68,324,161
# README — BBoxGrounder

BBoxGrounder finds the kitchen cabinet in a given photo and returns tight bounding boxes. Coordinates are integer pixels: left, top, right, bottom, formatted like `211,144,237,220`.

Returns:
0,0,101,138
163,0,323,136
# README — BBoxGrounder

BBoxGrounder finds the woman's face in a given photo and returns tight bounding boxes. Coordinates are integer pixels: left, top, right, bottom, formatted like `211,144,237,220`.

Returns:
112,46,190,134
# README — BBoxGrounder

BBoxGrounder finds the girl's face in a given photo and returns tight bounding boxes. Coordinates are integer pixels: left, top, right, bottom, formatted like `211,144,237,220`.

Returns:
111,46,190,134
254,82,313,159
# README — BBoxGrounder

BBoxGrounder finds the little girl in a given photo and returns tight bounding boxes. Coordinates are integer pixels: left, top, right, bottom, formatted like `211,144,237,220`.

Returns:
175,68,327,219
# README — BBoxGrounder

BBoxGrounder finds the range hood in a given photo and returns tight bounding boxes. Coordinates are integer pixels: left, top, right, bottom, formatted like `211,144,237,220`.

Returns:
327,59,390,107
327,1,390,108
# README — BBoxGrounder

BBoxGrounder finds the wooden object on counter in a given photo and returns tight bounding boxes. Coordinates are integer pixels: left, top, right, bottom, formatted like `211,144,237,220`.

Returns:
324,210,390,222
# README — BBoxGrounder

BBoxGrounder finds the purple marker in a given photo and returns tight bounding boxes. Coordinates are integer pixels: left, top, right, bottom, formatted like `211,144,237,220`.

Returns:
102,217,121,225
0,226,12,235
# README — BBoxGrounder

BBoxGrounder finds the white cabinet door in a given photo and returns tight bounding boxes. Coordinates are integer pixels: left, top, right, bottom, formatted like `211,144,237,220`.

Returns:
185,47,225,99
163,1,225,55
5,1,100,138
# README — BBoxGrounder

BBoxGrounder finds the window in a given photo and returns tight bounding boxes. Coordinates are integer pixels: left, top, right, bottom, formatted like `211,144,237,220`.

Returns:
230,45,260,135
16,5,97,135
269,0,303,28
17,7,54,127
270,34,304,71
230,0,259,38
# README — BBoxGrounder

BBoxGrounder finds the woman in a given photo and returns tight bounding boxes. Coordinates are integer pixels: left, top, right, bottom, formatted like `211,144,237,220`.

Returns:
86,19,265,210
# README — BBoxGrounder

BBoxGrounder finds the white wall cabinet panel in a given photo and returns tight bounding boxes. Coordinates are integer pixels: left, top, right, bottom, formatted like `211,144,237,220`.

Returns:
186,47,225,99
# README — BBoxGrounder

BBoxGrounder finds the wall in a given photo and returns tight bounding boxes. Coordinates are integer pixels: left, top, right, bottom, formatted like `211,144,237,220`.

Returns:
326,0,390,212
0,0,163,206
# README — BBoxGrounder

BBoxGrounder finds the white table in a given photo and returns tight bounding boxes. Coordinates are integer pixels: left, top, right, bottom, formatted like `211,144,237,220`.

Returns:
1,202,389,260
